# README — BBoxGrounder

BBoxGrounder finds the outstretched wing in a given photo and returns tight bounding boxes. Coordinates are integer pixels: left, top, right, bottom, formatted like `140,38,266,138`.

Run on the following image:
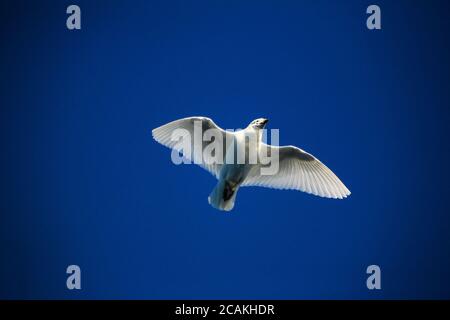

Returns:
242,144,350,199
152,116,234,178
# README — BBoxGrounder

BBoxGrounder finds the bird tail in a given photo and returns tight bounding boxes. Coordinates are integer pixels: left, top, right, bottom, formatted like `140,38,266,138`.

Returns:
208,180,239,212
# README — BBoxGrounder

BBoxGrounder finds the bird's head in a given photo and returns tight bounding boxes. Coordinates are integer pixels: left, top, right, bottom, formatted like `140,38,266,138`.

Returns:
248,118,269,130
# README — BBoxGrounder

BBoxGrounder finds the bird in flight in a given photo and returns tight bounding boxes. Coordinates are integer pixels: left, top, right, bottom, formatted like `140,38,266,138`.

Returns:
152,117,350,211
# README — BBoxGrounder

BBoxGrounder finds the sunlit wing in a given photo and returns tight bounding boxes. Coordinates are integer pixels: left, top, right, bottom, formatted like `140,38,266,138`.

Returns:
152,116,234,178
242,144,351,199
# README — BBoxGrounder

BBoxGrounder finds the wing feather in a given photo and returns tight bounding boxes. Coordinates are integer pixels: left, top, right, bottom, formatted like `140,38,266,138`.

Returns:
242,144,350,199
152,116,233,178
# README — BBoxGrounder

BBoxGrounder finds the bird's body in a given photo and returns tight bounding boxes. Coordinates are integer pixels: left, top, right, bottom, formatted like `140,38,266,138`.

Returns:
209,129,262,210
152,116,350,211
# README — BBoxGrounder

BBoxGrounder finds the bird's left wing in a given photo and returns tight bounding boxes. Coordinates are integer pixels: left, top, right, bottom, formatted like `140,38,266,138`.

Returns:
242,144,351,199
152,116,234,178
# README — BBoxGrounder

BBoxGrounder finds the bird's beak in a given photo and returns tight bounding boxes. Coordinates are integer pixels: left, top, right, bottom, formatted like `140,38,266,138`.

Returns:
262,118,268,125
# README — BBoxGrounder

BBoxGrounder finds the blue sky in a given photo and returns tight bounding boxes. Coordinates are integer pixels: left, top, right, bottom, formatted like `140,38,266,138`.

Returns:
0,0,449,299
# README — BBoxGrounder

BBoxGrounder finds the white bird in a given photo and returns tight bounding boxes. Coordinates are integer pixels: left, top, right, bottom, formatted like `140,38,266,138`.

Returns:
152,117,350,211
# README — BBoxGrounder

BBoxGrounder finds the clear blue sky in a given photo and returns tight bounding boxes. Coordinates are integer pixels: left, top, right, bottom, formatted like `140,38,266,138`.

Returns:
0,0,449,299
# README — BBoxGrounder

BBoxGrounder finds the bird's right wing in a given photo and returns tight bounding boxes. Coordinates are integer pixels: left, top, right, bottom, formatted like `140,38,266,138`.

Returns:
152,117,234,178
242,144,350,199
